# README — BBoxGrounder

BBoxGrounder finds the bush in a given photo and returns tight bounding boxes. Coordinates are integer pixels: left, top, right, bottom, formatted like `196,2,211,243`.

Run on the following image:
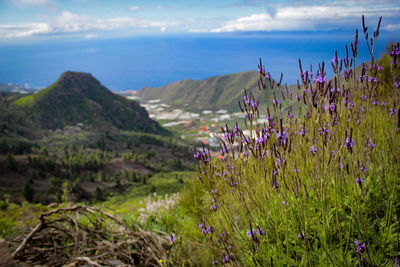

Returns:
22,182,35,202
193,17,400,266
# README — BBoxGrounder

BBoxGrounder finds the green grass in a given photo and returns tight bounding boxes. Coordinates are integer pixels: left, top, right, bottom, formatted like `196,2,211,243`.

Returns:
101,171,196,214
14,94,35,107
0,202,50,238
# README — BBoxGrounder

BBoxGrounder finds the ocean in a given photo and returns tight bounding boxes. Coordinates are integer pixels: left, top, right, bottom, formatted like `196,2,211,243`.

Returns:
0,31,396,91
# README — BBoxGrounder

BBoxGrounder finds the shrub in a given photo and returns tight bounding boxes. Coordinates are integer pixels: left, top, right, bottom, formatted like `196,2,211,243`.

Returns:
193,16,400,266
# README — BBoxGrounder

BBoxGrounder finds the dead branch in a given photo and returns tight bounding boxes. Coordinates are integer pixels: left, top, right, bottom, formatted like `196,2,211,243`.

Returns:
11,205,170,267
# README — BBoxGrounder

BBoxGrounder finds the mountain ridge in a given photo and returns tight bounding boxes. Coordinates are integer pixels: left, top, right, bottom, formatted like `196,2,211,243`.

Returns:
15,71,166,134
138,71,275,112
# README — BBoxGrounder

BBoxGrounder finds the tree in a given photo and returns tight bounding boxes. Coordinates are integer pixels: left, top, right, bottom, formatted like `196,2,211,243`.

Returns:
0,139,8,154
6,153,17,171
95,186,104,201
23,182,35,202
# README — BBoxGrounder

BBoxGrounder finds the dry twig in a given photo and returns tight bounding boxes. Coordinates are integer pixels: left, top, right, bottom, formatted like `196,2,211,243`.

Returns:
11,205,170,266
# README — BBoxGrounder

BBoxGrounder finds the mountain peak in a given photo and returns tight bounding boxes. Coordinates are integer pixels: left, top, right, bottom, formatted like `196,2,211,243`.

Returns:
15,72,166,134
55,71,102,94
60,71,95,81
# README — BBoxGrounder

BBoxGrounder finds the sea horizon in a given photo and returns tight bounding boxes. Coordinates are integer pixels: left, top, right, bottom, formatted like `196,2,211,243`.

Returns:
0,30,397,91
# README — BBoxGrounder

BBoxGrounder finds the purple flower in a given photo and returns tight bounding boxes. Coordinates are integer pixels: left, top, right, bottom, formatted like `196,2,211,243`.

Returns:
318,126,329,137
381,101,386,106
273,97,279,105
193,152,201,160
342,69,351,79
344,137,355,151
368,76,377,83
234,125,241,133
169,233,176,243
212,259,218,265
395,81,400,88
360,165,366,173
275,157,284,167
367,140,376,150
276,130,288,145
315,70,327,84
243,95,250,105
354,239,366,254
329,103,336,112
310,145,317,155
395,258,400,267
378,65,383,71
361,95,367,101
390,108,396,117
222,255,230,263
256,227,265,236
258,65,265,75
251,101,258,110
299,127,306,137
246,228,255,238
224,132,232,140
298,233,306,240
210,204,217,211
356,176,364,187
331,56,341,64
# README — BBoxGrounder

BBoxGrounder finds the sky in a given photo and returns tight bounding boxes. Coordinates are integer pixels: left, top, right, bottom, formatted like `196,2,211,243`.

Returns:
0,0,400,41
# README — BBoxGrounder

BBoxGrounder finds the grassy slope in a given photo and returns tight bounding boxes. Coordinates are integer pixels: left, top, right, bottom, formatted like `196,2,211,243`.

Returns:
138,71,284,112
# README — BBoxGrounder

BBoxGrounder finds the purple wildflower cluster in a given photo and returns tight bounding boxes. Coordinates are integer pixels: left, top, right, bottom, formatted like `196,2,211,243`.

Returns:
344,129,355,153
199,222,214,236
354,239,366,254
191,16,400,265
315,70,327,84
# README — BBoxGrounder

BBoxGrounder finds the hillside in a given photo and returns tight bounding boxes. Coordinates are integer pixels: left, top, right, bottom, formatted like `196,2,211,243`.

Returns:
138,71,282,112
15,71,166,134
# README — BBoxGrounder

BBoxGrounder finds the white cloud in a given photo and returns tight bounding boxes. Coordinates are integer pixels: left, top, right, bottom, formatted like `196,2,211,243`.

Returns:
0,23,50,38
211,4,400,32
85,33,98,39
9,0,53,6
384,23,400,31
130,6,140,11
160,26,166,32
53,11,92,32
0,11,178,38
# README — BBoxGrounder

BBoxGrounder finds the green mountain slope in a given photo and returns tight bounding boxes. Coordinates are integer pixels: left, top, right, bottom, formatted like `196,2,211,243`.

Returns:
138,71,279,112
16,71,166,134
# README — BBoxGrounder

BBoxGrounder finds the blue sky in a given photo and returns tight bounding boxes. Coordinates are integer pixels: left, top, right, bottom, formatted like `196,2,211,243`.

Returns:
0,0,399,41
